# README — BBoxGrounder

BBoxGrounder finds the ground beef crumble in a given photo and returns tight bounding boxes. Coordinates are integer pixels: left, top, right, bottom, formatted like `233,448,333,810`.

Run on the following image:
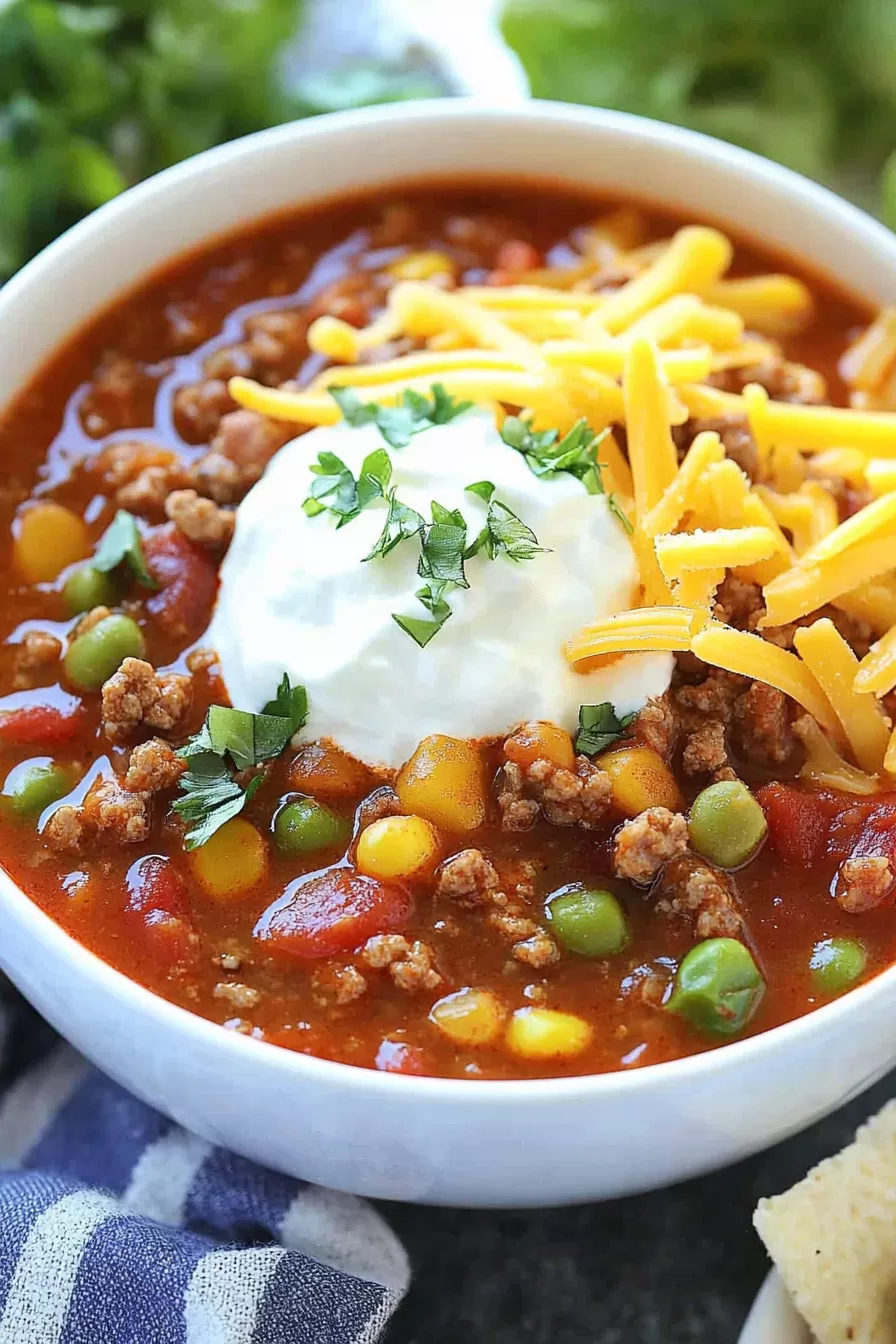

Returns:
124,738,186,793
44,775,151,853
12,630,62,688
632,693,678,762
835,856,895,913
197,410,293,501
360,935,442,992
165,489,234,547
613,807,689,885
657,856,746,939
101,657,191,743
311,964,368,1006
435,849,499,907
213,982,261,1010
497,753,612,831
673,415,758,479
735,683,796,766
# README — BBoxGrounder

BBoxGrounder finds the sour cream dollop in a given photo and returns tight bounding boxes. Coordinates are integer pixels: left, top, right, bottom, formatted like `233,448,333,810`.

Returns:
209,410,672,768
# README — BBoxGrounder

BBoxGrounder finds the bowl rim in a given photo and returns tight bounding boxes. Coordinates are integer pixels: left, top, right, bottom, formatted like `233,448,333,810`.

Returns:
3,95,896,1101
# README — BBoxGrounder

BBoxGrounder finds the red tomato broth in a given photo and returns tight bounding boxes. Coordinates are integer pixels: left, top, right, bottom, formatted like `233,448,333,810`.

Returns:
0,180,891,1081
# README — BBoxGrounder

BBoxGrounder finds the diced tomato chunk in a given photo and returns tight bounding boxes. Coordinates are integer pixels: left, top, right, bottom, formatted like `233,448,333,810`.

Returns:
0,695,85,746
255,867,413,961
755,783,832,867
123,855,198,965
144,523,217,642
375,1040,428,1075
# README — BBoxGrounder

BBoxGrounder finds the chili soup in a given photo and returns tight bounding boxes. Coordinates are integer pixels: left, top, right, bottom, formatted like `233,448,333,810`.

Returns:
2,181,896,1082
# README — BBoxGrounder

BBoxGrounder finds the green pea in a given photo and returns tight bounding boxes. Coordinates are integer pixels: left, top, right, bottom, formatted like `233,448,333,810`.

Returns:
667,937,765,1037
2,758,70,820
274,797,350,854
810,936,867,995
546,885,630,956
688,780,768,870
64,613,145,691
63,564,119,616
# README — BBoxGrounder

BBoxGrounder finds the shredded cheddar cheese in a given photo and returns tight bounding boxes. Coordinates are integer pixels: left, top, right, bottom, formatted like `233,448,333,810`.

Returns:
855,626,896,696
227,208,896,791
564,606,705,666
792,620,890,774
655,527,778,580
691,623,844,741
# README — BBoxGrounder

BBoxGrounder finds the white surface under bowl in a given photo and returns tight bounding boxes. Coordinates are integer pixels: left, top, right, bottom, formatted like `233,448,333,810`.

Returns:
739,1272,810,1344
2,102,896,1207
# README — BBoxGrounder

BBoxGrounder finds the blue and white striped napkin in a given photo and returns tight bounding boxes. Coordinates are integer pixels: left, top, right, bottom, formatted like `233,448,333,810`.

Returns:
0,991,408,1343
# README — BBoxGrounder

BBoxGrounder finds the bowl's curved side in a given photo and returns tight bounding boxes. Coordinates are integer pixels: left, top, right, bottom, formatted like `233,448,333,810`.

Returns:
739,1273,810,1344
1,101,896,1205
2,864,896,1207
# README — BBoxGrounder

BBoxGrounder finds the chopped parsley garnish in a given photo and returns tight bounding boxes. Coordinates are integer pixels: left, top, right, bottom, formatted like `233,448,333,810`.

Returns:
608,494,634,534
418,501,469,588
303,447,392,526
330,382,472,449
363,489,425,561
465,486,550,564
174,675,308,849
93,509,158,589
392,580,453,648
501,414,631,531
575,702,636,757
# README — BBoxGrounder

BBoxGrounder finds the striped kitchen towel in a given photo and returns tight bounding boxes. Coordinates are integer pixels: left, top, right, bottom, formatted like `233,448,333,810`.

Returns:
0,993,408,1344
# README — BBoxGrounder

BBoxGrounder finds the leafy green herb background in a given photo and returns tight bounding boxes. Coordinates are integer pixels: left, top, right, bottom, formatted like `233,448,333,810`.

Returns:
501,0,896,230
0,0,436,279
3,0,895,281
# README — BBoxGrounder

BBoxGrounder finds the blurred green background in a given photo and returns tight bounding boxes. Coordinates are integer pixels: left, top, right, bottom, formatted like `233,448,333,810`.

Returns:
2,0,895,281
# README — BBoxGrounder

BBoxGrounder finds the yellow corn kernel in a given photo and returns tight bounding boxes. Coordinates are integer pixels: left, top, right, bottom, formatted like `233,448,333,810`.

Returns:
190,818,268,900
601,747,683,816
397,735,487,833
356,815,441,882
504,721,575,772
430,989,504,1046
387,250,455,282
14,502,90,583
506,1008,593,1060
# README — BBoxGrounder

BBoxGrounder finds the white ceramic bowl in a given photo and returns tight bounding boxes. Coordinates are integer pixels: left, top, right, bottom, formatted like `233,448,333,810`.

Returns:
739,1272,810,1344
2,101,896,1208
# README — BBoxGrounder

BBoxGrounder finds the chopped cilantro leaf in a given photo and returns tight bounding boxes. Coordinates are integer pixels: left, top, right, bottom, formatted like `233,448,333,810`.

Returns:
356,447,393,509
171,752,248,850
465,480,495,502
501,415,610,493
575,702,636,757
608,494,634,534
303,446,392,526
329,382,473,450
174,675,308,848
418,522,468,587
93,510,159,589
403,383,473,426
392,580,453,648
467,497,549,563
364,489,425,561
261,673,309,736
305,449,359,526
328,386,379,427
501,413,632,523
